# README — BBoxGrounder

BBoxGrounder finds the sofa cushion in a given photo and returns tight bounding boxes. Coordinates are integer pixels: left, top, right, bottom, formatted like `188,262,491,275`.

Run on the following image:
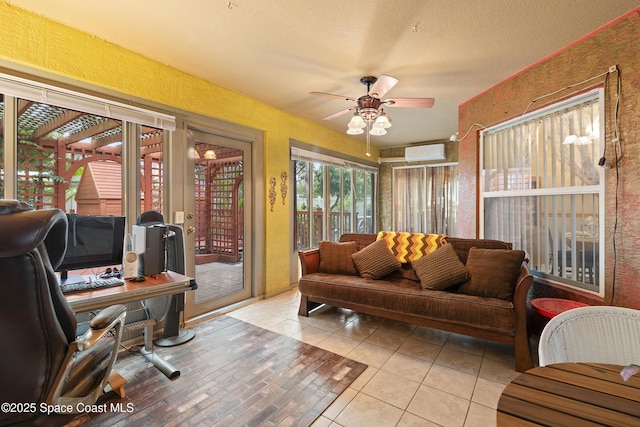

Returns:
376,231,447,263
351,238,401,279
387,263,420,282
339,233,377,251
411,243,470,290
298,273,516,333
457,248,526,300
318,241,358,275
445,237,511,264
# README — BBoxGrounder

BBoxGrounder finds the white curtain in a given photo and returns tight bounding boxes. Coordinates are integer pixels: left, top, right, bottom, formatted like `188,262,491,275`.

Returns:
393,165,458,235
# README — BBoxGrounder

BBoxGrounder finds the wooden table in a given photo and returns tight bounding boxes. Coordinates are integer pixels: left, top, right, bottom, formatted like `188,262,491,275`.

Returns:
497,363,640,426
66,270,194,312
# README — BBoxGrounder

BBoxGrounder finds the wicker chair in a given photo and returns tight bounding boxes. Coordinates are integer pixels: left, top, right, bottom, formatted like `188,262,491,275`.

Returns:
538,305,640,366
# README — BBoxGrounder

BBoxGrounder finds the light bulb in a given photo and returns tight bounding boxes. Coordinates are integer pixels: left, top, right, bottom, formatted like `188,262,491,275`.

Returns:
348,114,366,129
374,114,391,129
369,126,387,136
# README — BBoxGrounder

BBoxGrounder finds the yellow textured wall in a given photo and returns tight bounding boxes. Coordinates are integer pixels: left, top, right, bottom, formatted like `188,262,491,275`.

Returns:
0,2,378,295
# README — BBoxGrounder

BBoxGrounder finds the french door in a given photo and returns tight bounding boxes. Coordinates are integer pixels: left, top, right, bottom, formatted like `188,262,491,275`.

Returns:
185,129,252,317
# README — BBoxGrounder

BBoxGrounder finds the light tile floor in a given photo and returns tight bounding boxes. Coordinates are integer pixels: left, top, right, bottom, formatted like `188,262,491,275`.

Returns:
227,288,535,427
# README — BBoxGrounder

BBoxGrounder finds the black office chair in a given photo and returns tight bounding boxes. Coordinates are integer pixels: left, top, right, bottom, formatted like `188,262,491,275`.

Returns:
0,200,127,426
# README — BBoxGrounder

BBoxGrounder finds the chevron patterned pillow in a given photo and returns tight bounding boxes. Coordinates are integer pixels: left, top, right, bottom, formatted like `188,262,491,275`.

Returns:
376,231,447,263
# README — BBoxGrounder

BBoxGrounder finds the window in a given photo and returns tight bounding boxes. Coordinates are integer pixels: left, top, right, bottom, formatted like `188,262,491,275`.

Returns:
0,72,174,219
141,126,166,214
292,146,377,250
392,164,458,234
480,89,604,293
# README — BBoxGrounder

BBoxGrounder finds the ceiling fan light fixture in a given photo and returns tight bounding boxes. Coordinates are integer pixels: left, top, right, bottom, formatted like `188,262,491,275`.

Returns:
369,126,387,136
359,108,378,122
374,113,391,129
348,114,366,129
312,74,434,154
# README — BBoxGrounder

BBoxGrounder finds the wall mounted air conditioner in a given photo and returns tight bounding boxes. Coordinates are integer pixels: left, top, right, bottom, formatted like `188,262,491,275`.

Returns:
405,144,445,162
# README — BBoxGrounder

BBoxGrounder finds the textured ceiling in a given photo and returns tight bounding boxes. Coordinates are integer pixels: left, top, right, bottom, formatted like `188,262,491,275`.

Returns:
7,0,640,148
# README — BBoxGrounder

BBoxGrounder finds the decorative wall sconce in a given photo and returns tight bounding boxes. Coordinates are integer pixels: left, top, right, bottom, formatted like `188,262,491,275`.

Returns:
269,177,277,212
280,171,288,205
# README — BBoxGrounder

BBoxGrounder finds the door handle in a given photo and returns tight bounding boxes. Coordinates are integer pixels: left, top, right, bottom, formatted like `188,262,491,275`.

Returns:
187,226,195,234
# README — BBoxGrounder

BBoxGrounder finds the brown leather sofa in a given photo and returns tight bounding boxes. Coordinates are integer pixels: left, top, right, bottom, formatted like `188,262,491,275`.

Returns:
298,233,534,372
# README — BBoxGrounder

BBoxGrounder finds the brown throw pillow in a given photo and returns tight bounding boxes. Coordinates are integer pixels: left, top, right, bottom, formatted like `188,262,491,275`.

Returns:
411,243,470,290
318,241,358,275
351,238,401,279
457,247,526,300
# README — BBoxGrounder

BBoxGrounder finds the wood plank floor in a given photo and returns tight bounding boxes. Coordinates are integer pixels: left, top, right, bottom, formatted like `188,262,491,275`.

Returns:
40,315,367,427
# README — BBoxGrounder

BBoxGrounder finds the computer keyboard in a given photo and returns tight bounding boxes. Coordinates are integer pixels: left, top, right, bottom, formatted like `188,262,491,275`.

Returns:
59,277,125,295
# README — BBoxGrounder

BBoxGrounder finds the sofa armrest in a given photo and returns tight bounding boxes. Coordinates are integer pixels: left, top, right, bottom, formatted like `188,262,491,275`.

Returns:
298,249,320,276
513,265,534,372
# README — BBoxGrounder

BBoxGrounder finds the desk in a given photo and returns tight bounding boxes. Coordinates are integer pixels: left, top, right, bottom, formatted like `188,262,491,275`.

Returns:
66,271,195,379
497,363,640,426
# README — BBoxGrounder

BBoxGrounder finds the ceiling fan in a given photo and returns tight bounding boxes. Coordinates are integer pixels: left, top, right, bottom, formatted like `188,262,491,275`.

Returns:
311,74,435,140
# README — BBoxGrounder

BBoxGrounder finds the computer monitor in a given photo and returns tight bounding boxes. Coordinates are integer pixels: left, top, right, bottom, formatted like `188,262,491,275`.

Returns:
56,214,126,282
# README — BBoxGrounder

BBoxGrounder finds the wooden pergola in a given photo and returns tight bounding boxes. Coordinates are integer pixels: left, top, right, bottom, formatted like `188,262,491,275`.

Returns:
193,144,244,263
0,98,163,213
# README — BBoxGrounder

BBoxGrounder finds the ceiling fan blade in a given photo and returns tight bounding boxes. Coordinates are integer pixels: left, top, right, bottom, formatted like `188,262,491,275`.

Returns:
310,91,357,102
368,75,399,98
384,97,435,108
323,107,355,120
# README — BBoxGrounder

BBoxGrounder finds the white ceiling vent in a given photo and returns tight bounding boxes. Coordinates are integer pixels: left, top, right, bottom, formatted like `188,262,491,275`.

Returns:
405,144,445,162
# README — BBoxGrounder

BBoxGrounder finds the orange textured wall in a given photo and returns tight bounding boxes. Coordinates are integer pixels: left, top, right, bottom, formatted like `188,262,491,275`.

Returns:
457,8,640,308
